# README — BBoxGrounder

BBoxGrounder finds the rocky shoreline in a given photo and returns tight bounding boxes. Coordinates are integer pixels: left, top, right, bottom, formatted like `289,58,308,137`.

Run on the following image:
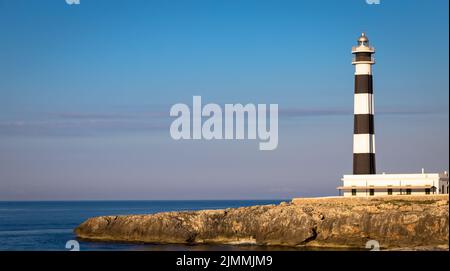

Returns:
75,195,449,250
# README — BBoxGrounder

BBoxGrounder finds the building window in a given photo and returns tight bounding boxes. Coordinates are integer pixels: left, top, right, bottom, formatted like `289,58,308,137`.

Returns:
406,189,411,195
443,185,445,194
425,188,430,195
351,189,356,196
369,189,374,196
387,189,393,195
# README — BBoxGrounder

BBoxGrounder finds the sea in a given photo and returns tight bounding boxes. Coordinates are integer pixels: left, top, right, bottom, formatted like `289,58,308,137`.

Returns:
0,200,319,251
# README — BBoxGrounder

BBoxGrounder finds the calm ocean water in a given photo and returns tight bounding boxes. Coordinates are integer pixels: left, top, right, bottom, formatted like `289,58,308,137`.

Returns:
0,200,311,251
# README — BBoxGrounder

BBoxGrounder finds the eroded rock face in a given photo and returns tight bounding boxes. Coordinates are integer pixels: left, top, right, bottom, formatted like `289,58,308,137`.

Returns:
75,195,449,249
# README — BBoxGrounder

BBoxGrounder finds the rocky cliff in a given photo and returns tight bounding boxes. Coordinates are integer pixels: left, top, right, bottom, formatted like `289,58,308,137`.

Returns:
75,195,449,250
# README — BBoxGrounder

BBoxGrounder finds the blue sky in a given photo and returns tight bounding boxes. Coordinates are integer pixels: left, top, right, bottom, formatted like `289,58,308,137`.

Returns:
0,0,448,200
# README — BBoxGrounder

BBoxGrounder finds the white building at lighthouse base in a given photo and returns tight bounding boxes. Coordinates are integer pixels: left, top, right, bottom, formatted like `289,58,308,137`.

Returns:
337,170,449,197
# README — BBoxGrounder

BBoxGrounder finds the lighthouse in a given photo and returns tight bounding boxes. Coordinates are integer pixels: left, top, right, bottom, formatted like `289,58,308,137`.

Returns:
352,33,376,175
337,33,448,197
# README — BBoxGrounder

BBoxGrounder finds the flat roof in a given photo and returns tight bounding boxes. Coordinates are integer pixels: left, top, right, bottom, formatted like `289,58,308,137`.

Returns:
337,185,434,190
342,173,448,180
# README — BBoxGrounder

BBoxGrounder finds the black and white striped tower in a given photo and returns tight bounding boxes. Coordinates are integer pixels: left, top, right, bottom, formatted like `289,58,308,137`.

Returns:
352,32,376,174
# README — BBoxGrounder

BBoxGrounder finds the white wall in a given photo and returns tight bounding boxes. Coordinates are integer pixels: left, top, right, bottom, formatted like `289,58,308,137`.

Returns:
340,172,448,197
439,179,449,194
342,173,441,187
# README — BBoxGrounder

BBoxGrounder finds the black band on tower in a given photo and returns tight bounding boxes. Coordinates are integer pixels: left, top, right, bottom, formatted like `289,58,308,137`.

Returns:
354,114,374,134
354,75,373,94
353,153,376,174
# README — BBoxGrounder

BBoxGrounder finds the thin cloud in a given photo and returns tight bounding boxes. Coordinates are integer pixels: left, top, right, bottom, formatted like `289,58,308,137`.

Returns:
53,112,135,120
279,105,447,118
53,110,169,120
279,108,350,118
0,105,446,137
0,111,169,136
